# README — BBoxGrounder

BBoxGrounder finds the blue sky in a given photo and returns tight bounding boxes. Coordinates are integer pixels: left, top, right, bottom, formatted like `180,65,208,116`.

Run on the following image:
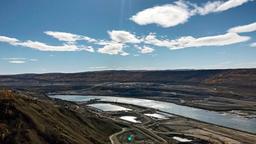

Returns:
0,0,256,74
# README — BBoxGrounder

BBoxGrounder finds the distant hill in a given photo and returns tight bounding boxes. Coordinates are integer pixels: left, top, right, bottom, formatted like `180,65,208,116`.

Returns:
0,69,255,122
0,69,256,88
0,69,255,111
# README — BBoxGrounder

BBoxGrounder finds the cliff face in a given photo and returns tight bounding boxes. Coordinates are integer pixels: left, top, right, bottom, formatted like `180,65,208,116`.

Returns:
0,90,121,144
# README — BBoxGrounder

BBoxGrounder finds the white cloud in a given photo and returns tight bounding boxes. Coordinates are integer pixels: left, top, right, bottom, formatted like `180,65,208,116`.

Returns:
179,33,250,49
121,52,129,56
79,46,95,52
215,0,250,12
192,1,223,15
8,60,26,64
15,40,81,51
1,57,38,64
0,35,95,52
137,46,154,54
130,0,252,27
0,36,19,44
144,33,173,48
2,58,26,60
96,31,137,55
45,31,80,42
145,32,250,50
97,42,128,56
0,22,253,56
130,4,190,28
45,31,96,43
250,42,256,47
228,22,256,33
108,30,140,43
194,0,251,15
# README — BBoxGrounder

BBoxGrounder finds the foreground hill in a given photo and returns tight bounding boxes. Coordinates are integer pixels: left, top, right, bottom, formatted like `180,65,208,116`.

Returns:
0,89,121,144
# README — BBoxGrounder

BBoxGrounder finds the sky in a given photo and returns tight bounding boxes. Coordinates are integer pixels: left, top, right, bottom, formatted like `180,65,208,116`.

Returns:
0,0,256,74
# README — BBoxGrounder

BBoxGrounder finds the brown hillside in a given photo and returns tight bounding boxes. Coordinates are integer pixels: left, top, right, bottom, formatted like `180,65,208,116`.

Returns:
0,89,121,144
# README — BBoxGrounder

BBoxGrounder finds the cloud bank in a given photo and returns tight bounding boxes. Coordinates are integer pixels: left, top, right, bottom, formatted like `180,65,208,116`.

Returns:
0,21,255,55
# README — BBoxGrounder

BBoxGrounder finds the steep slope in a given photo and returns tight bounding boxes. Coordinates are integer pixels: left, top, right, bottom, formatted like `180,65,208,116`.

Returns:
0,89,121,144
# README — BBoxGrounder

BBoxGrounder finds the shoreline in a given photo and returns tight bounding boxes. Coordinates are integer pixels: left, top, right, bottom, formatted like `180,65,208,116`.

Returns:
49,94,256,135
49,93,256,114
99,101,256,135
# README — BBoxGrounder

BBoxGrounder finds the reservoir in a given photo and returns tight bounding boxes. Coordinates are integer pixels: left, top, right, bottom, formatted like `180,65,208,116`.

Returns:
51,95,256,134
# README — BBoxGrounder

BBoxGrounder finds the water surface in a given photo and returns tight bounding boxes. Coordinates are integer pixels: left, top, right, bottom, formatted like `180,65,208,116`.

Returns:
144,113,168,119
88,103,131,111
120,116,141,123
51,95,256,134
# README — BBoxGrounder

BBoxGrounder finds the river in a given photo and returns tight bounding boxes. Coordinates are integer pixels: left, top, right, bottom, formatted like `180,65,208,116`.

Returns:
51,95,256,134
